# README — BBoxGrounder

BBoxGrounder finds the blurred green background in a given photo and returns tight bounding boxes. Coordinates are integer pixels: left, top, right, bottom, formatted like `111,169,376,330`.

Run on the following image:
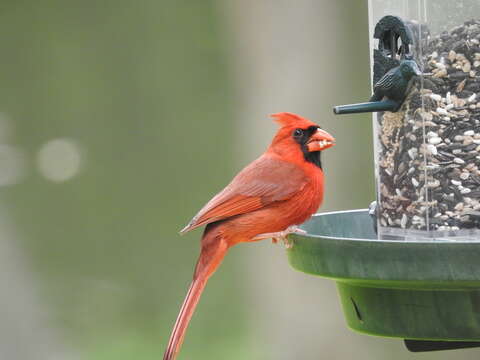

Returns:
0,1,477,359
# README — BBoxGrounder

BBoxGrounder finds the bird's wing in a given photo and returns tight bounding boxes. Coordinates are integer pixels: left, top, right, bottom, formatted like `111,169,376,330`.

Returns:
373,69,398,93
180,155,309,233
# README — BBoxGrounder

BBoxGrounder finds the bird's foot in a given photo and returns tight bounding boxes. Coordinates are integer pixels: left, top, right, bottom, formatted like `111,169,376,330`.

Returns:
252,226,306,249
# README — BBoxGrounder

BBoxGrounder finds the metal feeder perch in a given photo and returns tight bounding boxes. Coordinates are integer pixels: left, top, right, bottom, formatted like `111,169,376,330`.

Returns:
290,0,480,352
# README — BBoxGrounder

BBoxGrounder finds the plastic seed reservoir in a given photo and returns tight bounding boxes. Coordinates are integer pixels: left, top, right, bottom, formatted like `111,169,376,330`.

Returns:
369,0,480,239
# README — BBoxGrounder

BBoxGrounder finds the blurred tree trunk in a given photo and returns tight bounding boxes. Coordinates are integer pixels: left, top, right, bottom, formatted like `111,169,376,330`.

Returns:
220,1,390,359
0,207,72,360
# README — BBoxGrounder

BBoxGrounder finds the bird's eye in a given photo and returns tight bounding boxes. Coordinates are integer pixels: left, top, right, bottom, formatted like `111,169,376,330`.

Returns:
293,129,303,137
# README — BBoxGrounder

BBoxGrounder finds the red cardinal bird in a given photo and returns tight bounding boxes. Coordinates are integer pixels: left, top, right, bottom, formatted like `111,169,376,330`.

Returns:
163,112,335,360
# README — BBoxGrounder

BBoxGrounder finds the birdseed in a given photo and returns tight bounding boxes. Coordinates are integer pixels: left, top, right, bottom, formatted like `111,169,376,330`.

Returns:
377,19,480,233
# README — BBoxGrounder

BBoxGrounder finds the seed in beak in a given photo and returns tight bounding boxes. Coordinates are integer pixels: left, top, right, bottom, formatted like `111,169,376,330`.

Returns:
306,128,335,152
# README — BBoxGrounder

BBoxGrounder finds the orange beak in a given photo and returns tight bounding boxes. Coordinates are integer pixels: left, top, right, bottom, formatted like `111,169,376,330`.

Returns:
306,128,335,152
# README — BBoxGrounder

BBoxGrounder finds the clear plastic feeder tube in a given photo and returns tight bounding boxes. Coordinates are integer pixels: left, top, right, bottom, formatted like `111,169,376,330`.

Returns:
369,0,480,239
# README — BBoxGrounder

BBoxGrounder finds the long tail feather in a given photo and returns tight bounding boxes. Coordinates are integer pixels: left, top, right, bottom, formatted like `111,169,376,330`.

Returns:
163,277,207,360
163,232,228,360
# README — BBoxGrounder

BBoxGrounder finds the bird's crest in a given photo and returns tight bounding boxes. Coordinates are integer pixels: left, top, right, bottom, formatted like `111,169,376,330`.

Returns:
271,112,317,129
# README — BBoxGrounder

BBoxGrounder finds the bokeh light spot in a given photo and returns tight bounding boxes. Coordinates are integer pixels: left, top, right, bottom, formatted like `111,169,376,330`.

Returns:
37,138,83,182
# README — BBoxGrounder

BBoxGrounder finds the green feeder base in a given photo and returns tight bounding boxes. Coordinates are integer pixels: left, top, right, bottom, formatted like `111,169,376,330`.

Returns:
288,209,480,343
338,283,480,341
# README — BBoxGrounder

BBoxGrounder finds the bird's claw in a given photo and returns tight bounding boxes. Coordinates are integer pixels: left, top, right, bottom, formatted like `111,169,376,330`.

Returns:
253,225,305,249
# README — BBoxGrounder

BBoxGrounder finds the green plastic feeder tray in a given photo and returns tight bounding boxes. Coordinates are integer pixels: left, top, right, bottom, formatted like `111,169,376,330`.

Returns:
288,209,480,344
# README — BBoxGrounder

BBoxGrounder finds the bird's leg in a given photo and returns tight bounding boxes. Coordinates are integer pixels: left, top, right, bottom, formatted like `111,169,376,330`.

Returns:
252,225,306,248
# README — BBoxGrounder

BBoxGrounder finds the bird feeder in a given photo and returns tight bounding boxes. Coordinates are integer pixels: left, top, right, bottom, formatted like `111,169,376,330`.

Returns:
289,0,480,352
